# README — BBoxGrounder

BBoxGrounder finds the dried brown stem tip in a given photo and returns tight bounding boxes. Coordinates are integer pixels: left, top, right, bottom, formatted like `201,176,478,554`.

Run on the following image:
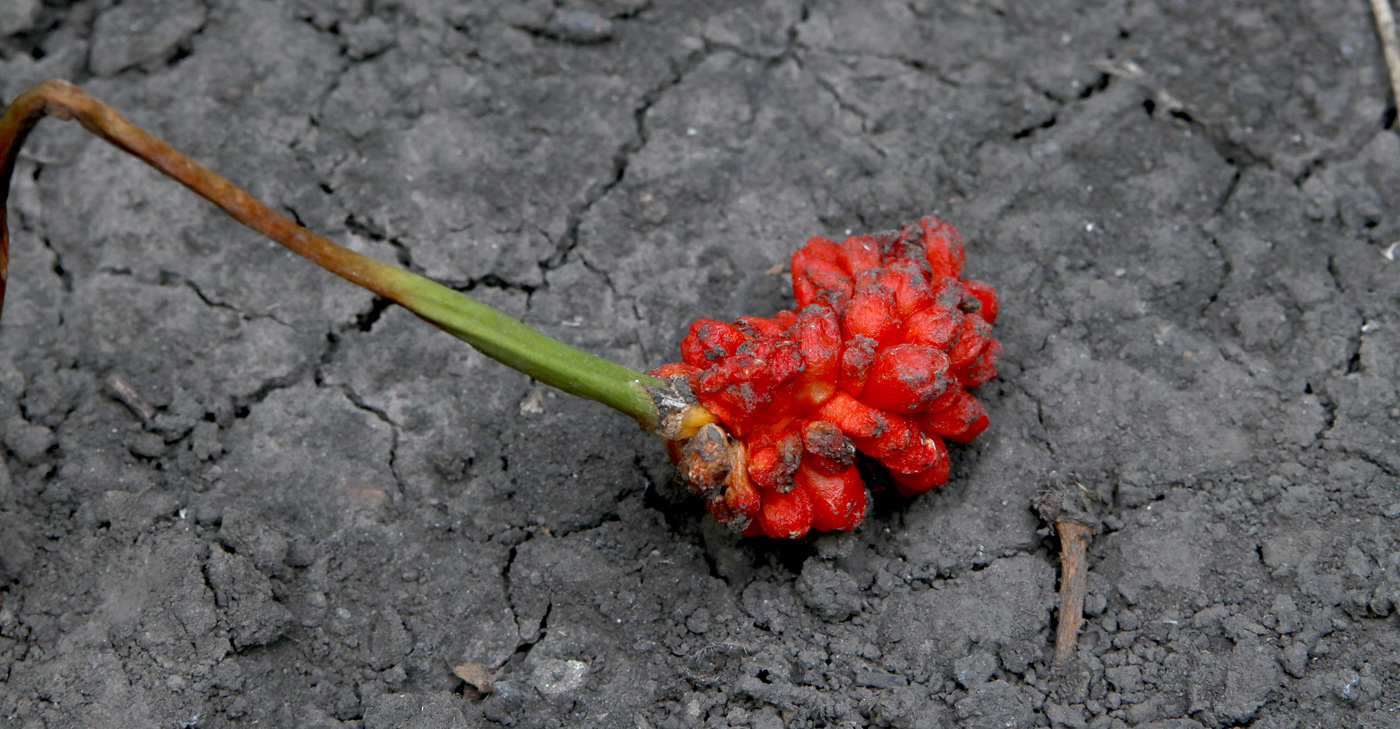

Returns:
1034,482,1102,674
1370,0,1400,112
0,80,407,317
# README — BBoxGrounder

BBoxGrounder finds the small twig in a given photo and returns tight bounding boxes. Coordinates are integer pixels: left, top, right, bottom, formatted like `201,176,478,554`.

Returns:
1034,481,1101,674
1048,519,1092,670
103,372,157,428
1371,0,1400,114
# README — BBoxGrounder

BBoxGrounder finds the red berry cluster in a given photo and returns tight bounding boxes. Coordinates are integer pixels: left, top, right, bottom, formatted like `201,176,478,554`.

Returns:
653,217,1000,538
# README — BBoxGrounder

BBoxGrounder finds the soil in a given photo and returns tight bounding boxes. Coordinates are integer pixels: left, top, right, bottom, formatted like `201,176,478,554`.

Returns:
1,1,1398,727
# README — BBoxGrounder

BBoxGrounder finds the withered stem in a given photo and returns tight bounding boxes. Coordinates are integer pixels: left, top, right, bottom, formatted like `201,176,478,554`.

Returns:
1051,519,1092,672
0,80,717,435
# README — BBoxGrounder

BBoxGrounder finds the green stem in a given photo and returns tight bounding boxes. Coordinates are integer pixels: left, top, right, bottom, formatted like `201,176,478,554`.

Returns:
0,80,678,432
373,260,667,425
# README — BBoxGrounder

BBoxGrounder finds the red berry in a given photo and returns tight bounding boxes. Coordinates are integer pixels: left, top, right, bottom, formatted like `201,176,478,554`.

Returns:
842,285,901,349
849,408,917,460
792,305,842,409
757,479,814,538
946,313,992,370
839,235,882,282
955,340,1002,389
874,261,933,318
735,315,787,339
800,462,866,532
838,335,878,396
746,426,802,491
891,450,950,496
879,221,928,268
903,306,962,350
930,277,967,310
681,319,748,368
859,344,952,413
772,309,799,330
921,217,966,279
948,410,990,444
792,238,854,311
696,336,803,434
885,432,949,479
963,279,998,324
816,391,889,440
915,388,988,441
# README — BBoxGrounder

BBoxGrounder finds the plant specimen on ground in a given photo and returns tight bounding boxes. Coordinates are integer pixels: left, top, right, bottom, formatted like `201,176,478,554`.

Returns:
0,80,998,538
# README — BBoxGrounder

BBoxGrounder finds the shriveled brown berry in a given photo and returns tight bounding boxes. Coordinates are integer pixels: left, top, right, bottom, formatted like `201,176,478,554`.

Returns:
706,441,761,532
801,420,857,473
678,423,731,497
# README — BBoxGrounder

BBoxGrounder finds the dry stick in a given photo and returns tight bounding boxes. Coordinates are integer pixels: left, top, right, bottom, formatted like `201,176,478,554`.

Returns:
1049,520,1092,671
103,373,157,428
0,80,715,439
1372,0,1400,112
0,81,400,316
1034,482,1101,674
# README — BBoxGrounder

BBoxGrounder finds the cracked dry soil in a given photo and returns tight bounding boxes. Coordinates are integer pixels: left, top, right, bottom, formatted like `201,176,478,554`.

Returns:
1,1,1399,728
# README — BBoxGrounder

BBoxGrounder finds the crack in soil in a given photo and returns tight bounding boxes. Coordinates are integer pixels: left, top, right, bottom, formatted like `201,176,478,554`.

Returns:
344,214,417,272
332,381,405,497
498,530,554,663
544,43,713,274
1201,235,1232,316
1006,379,1058,458
1326,255,1364,378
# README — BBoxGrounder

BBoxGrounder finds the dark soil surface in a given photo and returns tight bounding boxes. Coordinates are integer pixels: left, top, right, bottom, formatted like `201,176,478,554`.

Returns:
2,1,1399,727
